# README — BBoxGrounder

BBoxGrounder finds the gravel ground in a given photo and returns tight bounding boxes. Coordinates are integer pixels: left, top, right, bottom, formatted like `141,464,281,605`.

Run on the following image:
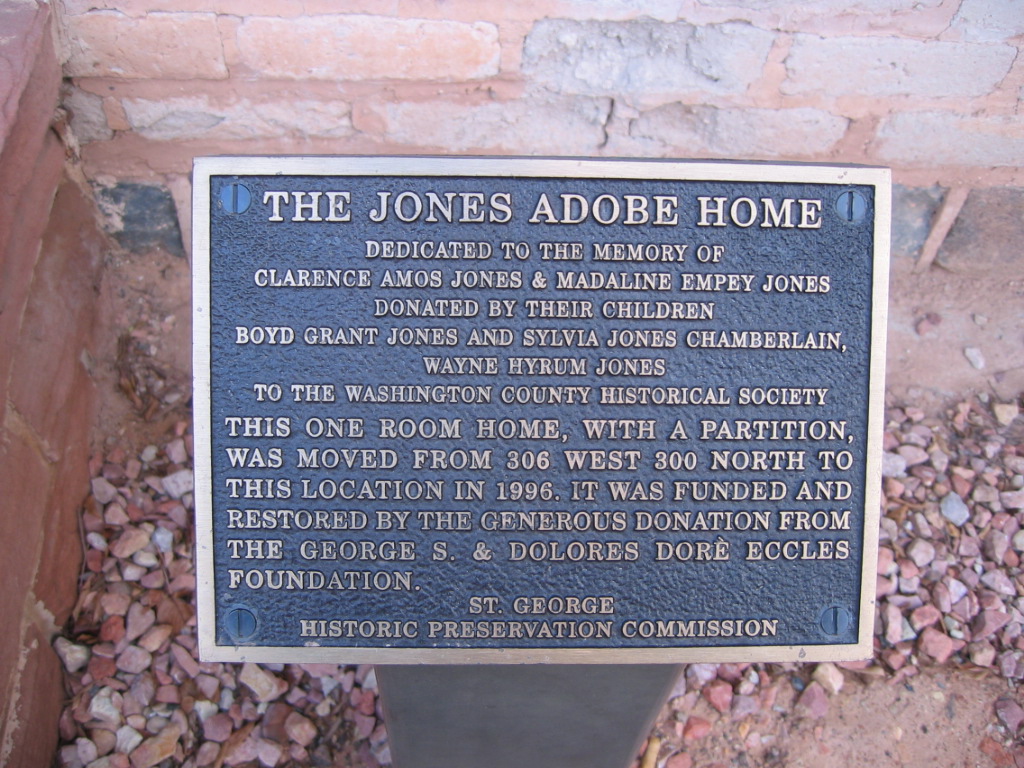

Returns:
54,396,1023,768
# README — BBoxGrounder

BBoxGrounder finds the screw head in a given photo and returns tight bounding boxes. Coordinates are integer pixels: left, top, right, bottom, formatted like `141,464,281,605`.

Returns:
225,607,258,641
835,190,867,223
220,183,252,214
820,605,852,636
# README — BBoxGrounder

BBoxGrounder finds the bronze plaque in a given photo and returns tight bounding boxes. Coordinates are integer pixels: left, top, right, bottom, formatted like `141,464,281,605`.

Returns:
193,158,889,663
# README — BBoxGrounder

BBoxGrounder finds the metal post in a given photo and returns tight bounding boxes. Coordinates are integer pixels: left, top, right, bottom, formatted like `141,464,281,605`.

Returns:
376,665,680,768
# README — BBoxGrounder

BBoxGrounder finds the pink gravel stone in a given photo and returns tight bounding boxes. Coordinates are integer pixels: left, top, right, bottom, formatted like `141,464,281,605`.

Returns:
171,642,201,678
195,742,220,767
666,753,693,768
918,627,955,663
129,724,181,768
703,680,733,714
910,604,943,631
995,698,1024,732
731,694,760,720
973,610,1013,640
284,712,317,747
353,713,375,740
257,738,283,767
796,682,829,719
111,527,150,559
116,646,153,674
682,716,712,742
126,603,156,643
203,713,234,743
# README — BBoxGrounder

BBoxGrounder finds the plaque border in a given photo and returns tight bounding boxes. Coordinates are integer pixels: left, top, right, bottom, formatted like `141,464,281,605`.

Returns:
192,157,890,664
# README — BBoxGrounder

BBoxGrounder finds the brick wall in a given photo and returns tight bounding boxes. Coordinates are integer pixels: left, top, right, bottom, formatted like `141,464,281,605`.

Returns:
55,0,1023,194
0,3,108,765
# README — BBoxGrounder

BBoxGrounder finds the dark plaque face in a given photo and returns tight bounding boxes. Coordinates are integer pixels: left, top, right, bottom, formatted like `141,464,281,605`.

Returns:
193,158,889,663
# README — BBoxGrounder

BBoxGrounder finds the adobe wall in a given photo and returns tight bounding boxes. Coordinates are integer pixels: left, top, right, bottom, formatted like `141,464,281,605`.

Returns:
52,0,1024,404
54,1,1022,189
0,2,110,766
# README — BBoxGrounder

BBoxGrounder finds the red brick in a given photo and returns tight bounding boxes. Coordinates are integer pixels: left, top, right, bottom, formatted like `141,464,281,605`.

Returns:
0,432,51,710
877,111,1024,168
0,621,66,768
64,11,228,79
9,178,106,452
235,16,499,81
0,7,63,411
783,35,1014,98
355,95,610,154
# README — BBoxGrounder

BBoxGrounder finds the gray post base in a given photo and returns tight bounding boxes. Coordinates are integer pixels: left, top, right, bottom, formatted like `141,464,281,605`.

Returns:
375,665,680,768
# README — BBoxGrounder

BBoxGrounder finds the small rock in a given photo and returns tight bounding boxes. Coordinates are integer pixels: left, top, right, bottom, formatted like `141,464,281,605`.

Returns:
910,604,943,631
138,625,172,653
152,526,174,553
125,603,155,643
682,716,712,742
166,438,188,464
995,697,1024,732
946,578,969,605
969,642,997,668
284,712,316,747
223,735,260,767
54,638,91,673
666,753,693,768
984,530,1012,564
239,663,286,703
981,570,1015,596
110,527,150,559
940,493,971,527
115,726,143,755
257,738,283,768
99,618,125,647
980,737,1012,765
116,646,152,675
685,664,718,688
195,742,220,767
88,688,123,728
76,737,98,765
703,680,733,714
203,713,233,743
1012,529,1024,553
999,651,1024,679
964,347,985,370
993,403,1020,426
796,682,829,719
129,724,181,768
877,546,895,575
161,469,194,499
972,610,1012,640
353,712,375,740
898,445,930,466
812,663,844,695
882,452,907,478
193,701,218,724
261,702,291,743
906,539,936,568
91,477,119,504
883,603,905,646
357,689,376,717
100,592,131,617
155,685,180,704
730,694,760,720
918,627,954,663
1001,490,1024,511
